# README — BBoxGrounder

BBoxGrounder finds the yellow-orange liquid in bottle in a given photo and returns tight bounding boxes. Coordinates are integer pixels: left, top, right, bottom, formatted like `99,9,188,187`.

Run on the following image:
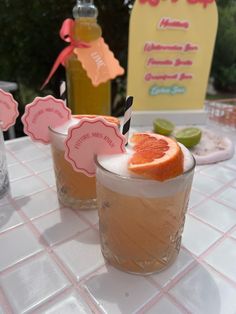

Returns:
65,1,111,115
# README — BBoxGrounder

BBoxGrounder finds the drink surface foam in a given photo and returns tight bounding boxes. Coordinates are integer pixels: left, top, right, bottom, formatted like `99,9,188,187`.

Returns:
97,144,195,198
49,118,80,150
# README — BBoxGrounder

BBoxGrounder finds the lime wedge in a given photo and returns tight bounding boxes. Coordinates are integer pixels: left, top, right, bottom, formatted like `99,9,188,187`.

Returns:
175,127,202,148
154,118,175,136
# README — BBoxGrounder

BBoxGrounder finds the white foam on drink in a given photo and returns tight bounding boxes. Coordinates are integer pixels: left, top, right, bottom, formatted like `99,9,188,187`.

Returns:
97,144,195,198
52,118,79,135
49,118,80,150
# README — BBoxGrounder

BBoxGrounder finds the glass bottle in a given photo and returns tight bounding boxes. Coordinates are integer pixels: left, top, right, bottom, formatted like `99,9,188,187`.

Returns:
65,0,111,115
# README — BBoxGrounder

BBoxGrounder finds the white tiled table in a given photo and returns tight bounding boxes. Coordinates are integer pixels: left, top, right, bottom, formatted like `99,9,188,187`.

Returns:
1,136,236,314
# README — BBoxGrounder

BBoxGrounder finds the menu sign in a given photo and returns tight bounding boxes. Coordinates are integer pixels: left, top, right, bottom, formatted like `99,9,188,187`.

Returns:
127,0,218,110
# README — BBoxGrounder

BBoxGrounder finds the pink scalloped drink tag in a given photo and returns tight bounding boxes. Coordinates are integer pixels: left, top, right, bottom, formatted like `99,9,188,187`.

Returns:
65,117,126,177
0,89,19,131
22,96,71,144
74,37,125,87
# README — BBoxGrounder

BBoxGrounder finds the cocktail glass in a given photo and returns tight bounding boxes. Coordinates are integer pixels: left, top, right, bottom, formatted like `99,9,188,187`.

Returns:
96,152,195,274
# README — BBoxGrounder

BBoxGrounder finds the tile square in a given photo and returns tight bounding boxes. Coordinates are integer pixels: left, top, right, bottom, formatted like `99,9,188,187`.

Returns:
8,163,32,182
195,165,209,173
203,238,236,282
181,215,221,256
7,141,47,162
231,180,236,188
78,209,99,226
10,176,48,200
27,156,53,174
0,225,42,271
6,137,32,151
192,173,224,195
35,142,52,155
0,195,10,207
214,187,236,209
202,166,236,184
0,254,70,313
6,151,18,166
145,296,184,314
16,189,61,220
151,249,194,287
33,209,89,246
221,156,236,171
37,290,93,314
192,199,236,232
83,265,159,314
54,229,105,280
38,170,56,187
188,189,206,209
169,264,236,314
0,203,23,233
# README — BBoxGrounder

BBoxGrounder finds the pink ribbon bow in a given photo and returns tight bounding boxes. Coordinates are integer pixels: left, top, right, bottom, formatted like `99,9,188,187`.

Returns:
41,19,90,90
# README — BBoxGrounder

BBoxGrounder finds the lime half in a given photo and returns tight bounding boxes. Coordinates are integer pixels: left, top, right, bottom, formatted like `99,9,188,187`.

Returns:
175,127,202,148
154,118,175,136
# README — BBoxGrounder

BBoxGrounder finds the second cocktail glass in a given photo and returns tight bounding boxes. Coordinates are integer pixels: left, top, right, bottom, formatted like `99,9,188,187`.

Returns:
49,115,120,210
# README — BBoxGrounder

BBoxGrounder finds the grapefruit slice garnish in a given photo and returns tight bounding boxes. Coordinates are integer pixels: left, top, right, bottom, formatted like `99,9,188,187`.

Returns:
128,133,184,181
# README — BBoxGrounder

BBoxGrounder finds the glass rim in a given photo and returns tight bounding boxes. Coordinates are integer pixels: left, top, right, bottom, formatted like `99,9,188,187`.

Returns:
48,115,120,137
95,153,196,183
48,125,68,136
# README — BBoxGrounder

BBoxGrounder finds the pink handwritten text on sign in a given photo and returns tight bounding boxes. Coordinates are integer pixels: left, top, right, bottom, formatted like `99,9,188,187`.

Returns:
0,89,19,131
139,0,215,8
65,117,126,177
22,96,71,144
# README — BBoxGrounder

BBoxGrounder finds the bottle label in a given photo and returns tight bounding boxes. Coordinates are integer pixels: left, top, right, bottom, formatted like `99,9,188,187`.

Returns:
22,96,71,144
74,37,124,86
0,89,19,131
65,117,126,177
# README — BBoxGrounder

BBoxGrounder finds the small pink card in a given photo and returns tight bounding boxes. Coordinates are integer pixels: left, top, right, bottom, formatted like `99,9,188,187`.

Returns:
0,89,19,131
65,117,126,177
22,96,71,144
74,37,125,87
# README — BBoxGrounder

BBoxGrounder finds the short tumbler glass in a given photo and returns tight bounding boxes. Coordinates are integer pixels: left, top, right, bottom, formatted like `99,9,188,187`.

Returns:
0,124,9,198
96,157,195,275
49,126,97,210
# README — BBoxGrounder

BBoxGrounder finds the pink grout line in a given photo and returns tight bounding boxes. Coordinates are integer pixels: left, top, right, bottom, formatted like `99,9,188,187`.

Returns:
210,196,236,213
166,293,192,314
123,259,195,314
194,177,236,200
135,292,164,314
201,261,236,288
31,286,75,314
0,251,46,277
191,185,236,215
189,192,236,214
71,208,99,232
187,212,225,234
198,169,236,185
76,285,104,314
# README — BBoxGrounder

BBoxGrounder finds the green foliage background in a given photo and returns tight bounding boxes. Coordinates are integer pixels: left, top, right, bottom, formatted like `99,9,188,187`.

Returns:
0,0,236,136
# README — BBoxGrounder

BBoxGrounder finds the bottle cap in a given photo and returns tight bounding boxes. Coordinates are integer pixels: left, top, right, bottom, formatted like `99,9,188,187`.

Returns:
73,0,98,19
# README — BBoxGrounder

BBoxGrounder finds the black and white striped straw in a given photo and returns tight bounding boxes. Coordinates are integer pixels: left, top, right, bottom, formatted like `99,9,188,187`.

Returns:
60,80,67,105
122,96,134,145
